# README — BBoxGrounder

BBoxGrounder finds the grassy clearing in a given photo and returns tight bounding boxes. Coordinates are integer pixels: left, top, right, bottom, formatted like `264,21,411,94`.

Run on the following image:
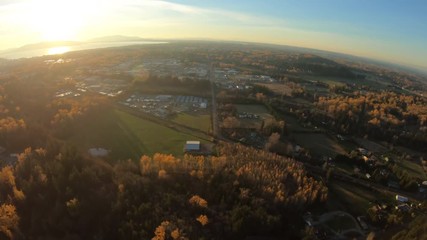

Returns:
171,113,211,133
280,113,349,158
235,104,274,129
235,104,271,115
293,133,347,157
354,137,388,153
256,83,293,96
327,181,389,215
396,158,426,180
322,214,358,232
282,114,310,132
334,162,355,175
302,75,348,87
303,84,329,94
393,146,427,179
339,140,358,153
304,74,388,90
68,108,209,160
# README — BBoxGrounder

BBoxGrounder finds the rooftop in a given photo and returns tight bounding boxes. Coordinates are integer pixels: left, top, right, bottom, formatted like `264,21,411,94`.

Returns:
184,141,201,152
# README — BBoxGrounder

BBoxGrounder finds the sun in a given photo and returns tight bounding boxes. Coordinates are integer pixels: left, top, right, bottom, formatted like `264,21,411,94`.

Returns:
29,0,97,41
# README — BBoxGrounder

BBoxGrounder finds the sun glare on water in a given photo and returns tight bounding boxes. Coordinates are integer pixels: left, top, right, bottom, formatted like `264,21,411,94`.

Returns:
47,46,71,55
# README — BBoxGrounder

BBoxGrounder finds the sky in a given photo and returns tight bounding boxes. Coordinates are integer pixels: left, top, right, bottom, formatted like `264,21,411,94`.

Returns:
0,0,426,68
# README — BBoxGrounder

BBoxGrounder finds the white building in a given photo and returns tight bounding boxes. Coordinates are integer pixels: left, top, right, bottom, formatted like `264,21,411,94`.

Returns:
395,195,408,203
184,141,201,152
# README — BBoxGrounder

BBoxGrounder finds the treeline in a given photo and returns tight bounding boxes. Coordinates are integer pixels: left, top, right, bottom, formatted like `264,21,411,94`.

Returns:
0,143,327,240
313,91,427,150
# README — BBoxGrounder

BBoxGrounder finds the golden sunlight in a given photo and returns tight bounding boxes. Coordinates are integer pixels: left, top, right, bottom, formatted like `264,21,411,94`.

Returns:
29,0,97,41
47,46,71,55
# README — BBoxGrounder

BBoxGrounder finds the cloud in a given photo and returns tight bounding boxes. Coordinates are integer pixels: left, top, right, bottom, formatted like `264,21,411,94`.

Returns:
119,0,285,27
140,0,201,14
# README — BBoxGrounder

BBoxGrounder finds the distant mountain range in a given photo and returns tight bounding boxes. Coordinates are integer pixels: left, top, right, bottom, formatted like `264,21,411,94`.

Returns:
87,35,155,42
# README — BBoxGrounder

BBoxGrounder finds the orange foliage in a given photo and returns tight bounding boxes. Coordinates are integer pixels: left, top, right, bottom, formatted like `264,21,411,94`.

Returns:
189,195,208,208
317,91,427,127
0,204,19,239
0,117,25,133
196,215,209,226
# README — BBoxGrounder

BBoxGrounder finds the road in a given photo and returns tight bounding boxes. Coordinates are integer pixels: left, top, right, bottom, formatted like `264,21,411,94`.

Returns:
209,62,222,141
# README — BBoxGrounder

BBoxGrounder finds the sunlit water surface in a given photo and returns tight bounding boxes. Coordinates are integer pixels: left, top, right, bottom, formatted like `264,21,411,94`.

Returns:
0,41,167,59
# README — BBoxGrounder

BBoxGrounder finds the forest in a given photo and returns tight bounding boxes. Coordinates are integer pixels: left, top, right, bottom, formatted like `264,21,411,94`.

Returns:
313,91,427,150
0,143,327,240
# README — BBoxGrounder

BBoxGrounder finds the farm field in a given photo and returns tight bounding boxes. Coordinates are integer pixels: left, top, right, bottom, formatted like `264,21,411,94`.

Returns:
235,104,271,116
171,113,211,133
316,211,362,238
302,74,387,90
396,158,426,180
301,75,349,87
321,213,359,233
393,146,427,179
235,104,274,129
354,138,388,153
67,108,209,160
327,181,390,215
293,133,347,157
256,83,293,96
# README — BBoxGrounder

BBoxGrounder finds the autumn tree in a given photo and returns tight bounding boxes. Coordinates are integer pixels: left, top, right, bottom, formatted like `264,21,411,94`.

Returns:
0,204,20,240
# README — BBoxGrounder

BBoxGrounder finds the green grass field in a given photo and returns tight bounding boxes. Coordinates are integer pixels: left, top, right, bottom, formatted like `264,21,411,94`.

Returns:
67,109,209,160
235,104,271,115
293,133,347,157
327,181,390,215
302,75,349,87
171,113,211,132
322,214,359,233
303,75,388,90
396,158,426,180
354,137,388,153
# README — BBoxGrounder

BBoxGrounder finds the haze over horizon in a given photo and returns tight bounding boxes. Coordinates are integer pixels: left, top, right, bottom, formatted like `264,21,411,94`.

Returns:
1,0,426,69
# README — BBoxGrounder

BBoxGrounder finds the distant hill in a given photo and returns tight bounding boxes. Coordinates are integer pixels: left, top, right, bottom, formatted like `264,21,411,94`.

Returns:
0,36,166,59
1,36,425,78
294,54,339,66
87,35,149,42
312,50,427,77
247,41,427,78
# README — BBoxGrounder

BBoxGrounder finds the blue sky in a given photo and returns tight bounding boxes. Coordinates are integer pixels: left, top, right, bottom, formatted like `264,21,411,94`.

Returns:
0,0,426,68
